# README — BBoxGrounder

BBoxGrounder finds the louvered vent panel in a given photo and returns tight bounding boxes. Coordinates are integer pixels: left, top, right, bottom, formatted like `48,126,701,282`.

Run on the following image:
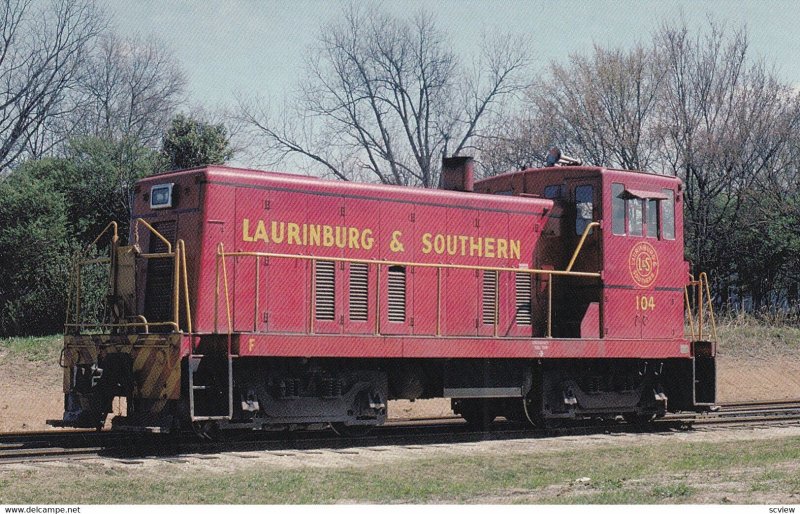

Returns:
387,266,406,323
149,221,176,253
515,272,532,325
144,220,176,326
315,261,336,321
482,271,497,325
349,263,369,321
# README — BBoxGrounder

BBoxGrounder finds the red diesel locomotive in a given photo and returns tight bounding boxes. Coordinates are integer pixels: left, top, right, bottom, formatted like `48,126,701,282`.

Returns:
51,157,717,433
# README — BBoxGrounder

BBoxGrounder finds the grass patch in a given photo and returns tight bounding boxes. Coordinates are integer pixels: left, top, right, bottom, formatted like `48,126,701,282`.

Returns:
715,312,800,358
652,483,693,499
750,469,789,493
1,434,799,504
0,334,62,362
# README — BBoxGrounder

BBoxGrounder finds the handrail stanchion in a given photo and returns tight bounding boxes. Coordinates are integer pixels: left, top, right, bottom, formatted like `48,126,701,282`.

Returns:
220,246,233,336
173,239,181,331
215,244,221,333
374,262,381,335
180,240,192,334
566,222,600,272
436,267,441,337
547,272,553,338
375,263,381,335
134,218,172,253
685,284,696,340
698,276,704,341
494,270,499,337
75,263,82,332
702,273,718,343
254,255,261,332
310,259,316,335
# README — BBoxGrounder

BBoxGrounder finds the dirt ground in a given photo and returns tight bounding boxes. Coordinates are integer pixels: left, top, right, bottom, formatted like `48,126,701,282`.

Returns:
2,349,800,432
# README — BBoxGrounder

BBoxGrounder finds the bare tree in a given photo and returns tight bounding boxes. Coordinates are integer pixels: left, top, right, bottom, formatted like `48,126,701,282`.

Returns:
471,104,551,177
0,0,104,171
237,4,530,186
528,44,664,171
69,33,186,149
655,19,800,275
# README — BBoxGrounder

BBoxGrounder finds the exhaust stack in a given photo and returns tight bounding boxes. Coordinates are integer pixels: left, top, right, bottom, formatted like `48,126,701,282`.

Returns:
439,156,474,192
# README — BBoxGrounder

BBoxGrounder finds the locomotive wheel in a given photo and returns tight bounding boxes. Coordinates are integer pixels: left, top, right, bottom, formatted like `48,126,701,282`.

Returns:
330,422,373,437
522,394,546,428
191,420,220,440
622,412,656,426
460,401,497,429
503,403,528,423
462,411,496,430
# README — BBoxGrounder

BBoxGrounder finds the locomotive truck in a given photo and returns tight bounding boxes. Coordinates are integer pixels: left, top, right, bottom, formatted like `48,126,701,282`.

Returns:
50,157,717,434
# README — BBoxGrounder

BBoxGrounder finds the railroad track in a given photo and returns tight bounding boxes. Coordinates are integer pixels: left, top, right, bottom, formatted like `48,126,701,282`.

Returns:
0,430,135,465
3,400,800,464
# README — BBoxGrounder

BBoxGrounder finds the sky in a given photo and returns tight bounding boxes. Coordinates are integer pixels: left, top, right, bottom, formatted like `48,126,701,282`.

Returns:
104,0,800,109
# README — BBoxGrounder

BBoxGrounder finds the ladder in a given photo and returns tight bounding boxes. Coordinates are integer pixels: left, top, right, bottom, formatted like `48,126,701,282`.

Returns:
188,241,235,422
188,349,234,421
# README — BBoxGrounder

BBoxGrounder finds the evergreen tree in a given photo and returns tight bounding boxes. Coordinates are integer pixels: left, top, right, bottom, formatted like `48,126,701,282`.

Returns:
161,114,233,171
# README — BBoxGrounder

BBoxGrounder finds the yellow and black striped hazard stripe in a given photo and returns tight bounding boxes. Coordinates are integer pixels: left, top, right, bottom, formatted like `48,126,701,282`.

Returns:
62,336,100,393
61,334,182,400
131,335,181,400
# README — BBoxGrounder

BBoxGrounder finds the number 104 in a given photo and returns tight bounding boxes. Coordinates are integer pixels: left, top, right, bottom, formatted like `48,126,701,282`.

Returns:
635,295,655,311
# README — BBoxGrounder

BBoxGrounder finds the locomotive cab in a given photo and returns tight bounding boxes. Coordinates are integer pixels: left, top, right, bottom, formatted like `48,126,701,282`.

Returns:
475,163,716,417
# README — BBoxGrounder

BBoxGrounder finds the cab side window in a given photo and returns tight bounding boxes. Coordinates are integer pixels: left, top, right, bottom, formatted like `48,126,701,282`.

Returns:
612,183,625,235
575,185,593,235
611,183,676,241
628,198,643,236
662,189,675,240
544,185,561,199
646,199,658,238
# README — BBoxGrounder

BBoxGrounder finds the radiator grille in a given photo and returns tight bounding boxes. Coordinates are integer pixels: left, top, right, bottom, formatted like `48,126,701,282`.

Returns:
349,263,369,321
482,271,497,325
315,260,336,321
143,220,176,325
515,272,532,325
387,265,406,323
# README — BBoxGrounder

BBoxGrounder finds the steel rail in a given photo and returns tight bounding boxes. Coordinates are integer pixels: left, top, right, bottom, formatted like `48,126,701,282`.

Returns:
4,399,800,465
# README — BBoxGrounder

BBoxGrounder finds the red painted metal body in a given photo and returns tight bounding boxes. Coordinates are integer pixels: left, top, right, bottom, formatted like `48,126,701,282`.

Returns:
131,164,691,361
476,166,688,346
54,160,714,431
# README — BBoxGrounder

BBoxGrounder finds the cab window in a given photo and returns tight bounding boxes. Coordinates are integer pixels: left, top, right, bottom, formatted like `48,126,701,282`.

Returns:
544,185,561,199
575,185,593,235
612,183,625,235
612,184,675,240
646,199,658,238
662,189,675,240
628,198,643,236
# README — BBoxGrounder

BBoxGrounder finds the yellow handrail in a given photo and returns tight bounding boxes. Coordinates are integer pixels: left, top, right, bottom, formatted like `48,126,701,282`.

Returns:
684,284,696,340
67,221,194,336
179,240,193,334
566,222,600,272
66,222,120,331
214,250,603,338
685,272,718,343
65,321,179,331
217,243,233,336
701,272,718,342
87,221,119,250
217,251,602,279
214,220,603,337
133,218,172,253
